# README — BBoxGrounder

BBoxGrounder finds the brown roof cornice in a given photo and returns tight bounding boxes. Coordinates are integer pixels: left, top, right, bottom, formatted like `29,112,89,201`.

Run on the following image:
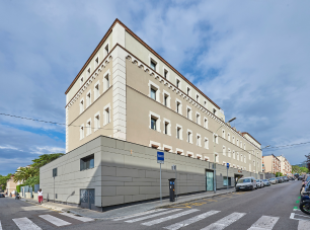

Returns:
65,19,220,110
241,132,261,145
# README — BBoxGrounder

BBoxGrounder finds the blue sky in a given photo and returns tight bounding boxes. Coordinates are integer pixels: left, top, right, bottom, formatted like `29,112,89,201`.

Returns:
1,0,310,175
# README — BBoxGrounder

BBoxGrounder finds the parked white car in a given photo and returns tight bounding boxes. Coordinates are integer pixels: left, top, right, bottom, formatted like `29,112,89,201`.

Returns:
236,177,257,191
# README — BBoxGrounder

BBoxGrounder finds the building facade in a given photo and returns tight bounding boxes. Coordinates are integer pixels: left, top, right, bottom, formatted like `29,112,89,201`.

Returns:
262,155,281,174
277,156,292,175
65,19,263,173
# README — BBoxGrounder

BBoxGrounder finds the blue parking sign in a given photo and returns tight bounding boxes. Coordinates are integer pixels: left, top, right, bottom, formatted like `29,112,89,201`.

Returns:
226,163,230,169
157,151,164,164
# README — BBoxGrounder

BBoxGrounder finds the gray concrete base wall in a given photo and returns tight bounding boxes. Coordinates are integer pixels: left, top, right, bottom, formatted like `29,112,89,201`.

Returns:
40,136,263,209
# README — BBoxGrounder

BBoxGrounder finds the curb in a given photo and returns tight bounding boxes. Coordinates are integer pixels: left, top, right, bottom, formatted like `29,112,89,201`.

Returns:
156,190,235,208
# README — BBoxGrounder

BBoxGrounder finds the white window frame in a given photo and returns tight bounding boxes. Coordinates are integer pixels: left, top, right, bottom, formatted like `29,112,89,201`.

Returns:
227,133,230,141
149,140,161,149
240,141,242,148
223,146,226,156
228,148,231,157
149,111,161,132
222,129,226,139
187,129,193,144
241,154,243,162
236,139,239,146
148,80,160,102
244,156,246,163
244,144,246,150
86,118,92,136
94,112,100,131
87,66,91,76
163,118,171,136
94,80,100,100
94,54,100,67
233,150,235,159
214,153,219,163
186,86,191,97
103,104,111,126
186,106,192,120
203,117,208,129
204,137,209,149
196,112,201,125
80,76,84,87
196,133,201,147
176,124,183,140
176,99,182,114
196,93,200,103
80,124,84,140
249,154,251,160
80,98,84,114
163,67,169,80
150,58,157,71
163,90,171,108
213,133,219,144
237,152,239,161
86,90,91,107
104,42,110,55
102,70,111,92
232,136,235,144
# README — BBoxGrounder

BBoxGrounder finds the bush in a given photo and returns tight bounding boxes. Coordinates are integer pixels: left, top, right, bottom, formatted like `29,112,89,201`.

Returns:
16,184,24,193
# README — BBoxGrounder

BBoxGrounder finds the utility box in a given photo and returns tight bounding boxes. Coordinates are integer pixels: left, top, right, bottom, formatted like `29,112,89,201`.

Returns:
168,178,176,202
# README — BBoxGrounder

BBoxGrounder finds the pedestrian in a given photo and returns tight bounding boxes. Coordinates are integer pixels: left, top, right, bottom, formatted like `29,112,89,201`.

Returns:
38,189,43,204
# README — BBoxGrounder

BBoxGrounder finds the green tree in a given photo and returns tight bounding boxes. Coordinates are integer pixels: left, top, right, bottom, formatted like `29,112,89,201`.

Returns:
13,167,37,183
275,172,283,177
0,173,12,191
292,165,302,174
31,153,64,175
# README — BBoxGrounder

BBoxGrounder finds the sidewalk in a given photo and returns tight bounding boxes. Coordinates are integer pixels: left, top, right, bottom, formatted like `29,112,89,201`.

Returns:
22,188,235,220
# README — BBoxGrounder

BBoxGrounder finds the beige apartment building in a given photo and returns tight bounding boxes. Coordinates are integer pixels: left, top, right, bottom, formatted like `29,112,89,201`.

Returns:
262,154,281,174
65,19,262,173
277,155,292,175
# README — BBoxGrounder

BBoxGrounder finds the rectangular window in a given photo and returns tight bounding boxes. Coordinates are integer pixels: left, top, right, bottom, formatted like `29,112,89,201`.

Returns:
164,94,168,106
151,87,156,100
105,107,110,124
151,117,157,130
87,120,91,136
204,118,208,128
105,44,109,54
105,74,110,90
164,122,169,135
204,138,209,149
177,127,181,139
95,84,100,100
80,100,84,113
187,108,191,119
196,114,200,124
176,79,180,88
87,68,91,75
80,125,84,139
196,136,201,146
164,69,168,79
95,115,100,130
176,102,180,113
213,109,216,115
196,95,199,101
80,77,84,87
187,87,190,96
150,59,157,70
80,154,94,171
52,168,57,177
214,134,218,144
86,92,91,107
95,57,99,65
187,132,192,143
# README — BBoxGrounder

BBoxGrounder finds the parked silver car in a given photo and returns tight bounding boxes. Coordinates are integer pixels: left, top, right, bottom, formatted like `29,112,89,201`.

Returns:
262,179,271,186
236,177,257,191
256,179,264,188
269,178,277,184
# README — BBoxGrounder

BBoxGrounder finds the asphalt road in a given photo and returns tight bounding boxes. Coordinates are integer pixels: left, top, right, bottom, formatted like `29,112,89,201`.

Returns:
0,180,309,230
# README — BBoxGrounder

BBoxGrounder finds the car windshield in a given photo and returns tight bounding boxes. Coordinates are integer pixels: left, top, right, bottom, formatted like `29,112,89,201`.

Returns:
238,178,251,183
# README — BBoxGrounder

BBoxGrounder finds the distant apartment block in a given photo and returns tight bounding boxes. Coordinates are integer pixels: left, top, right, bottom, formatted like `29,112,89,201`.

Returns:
262,154,281,174
64,19,263,173
277,155,292,175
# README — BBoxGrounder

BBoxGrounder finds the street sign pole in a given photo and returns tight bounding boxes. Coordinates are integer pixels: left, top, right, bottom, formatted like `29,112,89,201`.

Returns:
226,163,229,190
157,152,164,203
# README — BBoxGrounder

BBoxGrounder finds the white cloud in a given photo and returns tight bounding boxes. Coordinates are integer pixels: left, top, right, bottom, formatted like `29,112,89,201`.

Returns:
30,146,66,155
0,145,22,151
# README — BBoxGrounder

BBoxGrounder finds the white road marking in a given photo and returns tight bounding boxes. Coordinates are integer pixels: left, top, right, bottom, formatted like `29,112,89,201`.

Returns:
163,210,220,230
60,212,94,222
125,209,182,223
39,214,71,226
21,206,46,211
298,220,310,230
247,215,279,230
113,209,167,221
12,217,42,230
142,209,200,226
290,213,295,219
200,212,246,230
0,221,2,230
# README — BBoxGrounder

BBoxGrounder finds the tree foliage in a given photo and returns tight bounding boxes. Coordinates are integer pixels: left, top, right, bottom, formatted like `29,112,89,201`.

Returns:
305,153,310,172
275,172,283,177
292,165,309,174
0,174,12,190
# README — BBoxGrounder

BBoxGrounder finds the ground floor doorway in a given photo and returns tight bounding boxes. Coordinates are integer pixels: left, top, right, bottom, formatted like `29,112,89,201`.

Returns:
205,170,214,191
80,189,95,210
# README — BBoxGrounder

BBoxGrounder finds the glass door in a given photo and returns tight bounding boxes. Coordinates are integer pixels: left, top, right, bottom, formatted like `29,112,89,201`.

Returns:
206,171,214,191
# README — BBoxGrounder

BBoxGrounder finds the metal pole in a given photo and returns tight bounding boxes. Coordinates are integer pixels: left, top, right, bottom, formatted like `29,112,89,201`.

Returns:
227,167,228,190
175,169,177,199
160,163,162,202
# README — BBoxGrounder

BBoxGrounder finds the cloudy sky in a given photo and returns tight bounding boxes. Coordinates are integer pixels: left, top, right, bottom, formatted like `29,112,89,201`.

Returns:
0,0,309,175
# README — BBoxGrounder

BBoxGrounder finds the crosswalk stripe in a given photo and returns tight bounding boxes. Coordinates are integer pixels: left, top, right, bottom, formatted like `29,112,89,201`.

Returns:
142,209,200,226
113,209,167,221
298,220,310,230
247,215,279,230
163,210,220,230
60,212,94,222
200,212,246,230
39,214,71,227
125,209,182,223
13,217,42,230
0,220,2,230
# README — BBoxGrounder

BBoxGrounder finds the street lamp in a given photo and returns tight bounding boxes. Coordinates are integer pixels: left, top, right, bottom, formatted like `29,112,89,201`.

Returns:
213,117,237,193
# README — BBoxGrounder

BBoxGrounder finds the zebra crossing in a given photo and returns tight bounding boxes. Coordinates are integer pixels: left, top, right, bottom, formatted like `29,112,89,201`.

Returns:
1,212,94,230
113,208,310,230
